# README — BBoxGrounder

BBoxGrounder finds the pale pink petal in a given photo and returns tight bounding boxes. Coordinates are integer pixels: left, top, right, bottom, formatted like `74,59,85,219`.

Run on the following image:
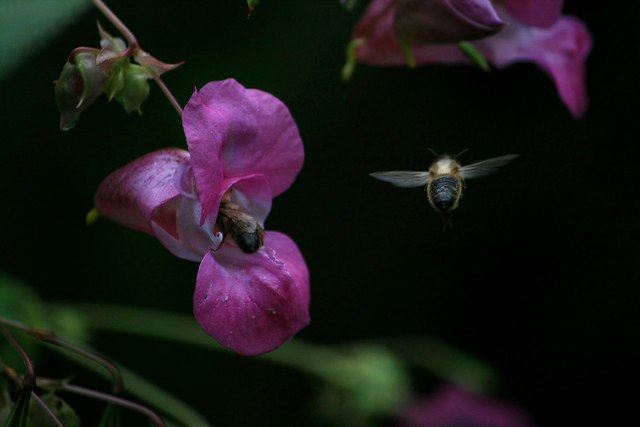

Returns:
398,384,535,427
152,196,222,262
220,174,272,225
94,149,189,235
182,79,304,221
394,0,504,45
503,0,564,28
480,12,591,118
193,232,310,356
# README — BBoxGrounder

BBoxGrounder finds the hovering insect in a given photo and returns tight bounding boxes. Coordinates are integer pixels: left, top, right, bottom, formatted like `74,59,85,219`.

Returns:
370,152,518,228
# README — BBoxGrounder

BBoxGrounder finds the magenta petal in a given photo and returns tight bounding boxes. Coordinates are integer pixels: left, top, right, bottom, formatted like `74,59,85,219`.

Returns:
193,232,310,356
94,149,189,235
503,0,564,28
394,0,504,45
182,79,304,220
481,12,592,118
399,385,535,427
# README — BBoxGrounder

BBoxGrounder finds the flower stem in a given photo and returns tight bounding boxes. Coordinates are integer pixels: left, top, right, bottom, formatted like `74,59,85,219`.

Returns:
0,316,124,394
1,326,36,387
31,392,64,427
91,0,183,117
91,0,139,50
59,383,166,427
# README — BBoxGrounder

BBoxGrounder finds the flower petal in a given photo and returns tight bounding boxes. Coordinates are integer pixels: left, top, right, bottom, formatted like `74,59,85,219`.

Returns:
394,0,504,45
193,232,310,356
152,195,222,262
399,384,535,427
94,148,189,235
221,174,273,226
182,79,304,222
480,12,592,118
503,0,564,28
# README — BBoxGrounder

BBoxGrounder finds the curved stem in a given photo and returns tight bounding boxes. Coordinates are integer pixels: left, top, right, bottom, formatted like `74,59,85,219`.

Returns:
1,326,36,387
59,383,166,427
0,316,124,394
91,0,139,50
148,71,183,117
91,0,183,117
31,392,64,427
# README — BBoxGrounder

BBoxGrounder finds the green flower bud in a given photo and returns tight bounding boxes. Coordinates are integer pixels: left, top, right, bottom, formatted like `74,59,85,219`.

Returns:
54,51,105,131
115,64,151,114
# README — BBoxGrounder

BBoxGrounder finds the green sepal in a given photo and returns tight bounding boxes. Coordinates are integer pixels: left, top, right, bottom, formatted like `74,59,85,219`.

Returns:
341,38,365,82
457,41,490,72
102,63,125,102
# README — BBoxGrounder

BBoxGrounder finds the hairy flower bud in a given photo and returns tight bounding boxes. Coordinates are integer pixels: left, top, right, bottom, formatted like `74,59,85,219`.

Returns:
393,0,504,45
55,51,105,131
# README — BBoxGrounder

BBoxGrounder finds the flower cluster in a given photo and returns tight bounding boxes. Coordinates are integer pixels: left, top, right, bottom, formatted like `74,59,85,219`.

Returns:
94,79,310,356
349,0,591,118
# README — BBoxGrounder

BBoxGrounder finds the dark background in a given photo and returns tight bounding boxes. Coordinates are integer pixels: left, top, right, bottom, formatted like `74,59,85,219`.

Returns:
1,0,638,425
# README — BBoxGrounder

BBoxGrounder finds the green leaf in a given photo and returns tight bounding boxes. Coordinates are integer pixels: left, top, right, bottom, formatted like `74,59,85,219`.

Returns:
98,403,122,427
0,0,91,81
3,388,31,427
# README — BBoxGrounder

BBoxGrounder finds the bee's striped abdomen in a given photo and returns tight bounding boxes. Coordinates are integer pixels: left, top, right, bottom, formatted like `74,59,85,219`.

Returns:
427,176,462,213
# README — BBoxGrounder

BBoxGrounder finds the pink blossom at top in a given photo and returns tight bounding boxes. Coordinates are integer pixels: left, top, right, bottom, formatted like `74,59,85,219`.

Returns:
94,79,310,356
351,0,591,118
398,384,536,427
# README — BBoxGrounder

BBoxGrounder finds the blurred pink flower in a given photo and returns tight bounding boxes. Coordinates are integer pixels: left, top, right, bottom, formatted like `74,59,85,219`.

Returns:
95,79,310,356
398,384,535,427
351,0,591,118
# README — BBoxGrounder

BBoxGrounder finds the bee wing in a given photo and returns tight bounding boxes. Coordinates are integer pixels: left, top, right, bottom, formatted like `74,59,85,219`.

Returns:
459,154,519,180
369,171,430,188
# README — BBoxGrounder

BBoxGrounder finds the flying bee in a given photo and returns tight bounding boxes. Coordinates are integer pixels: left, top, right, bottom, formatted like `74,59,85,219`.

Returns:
370,152,518,228
216,201,265,253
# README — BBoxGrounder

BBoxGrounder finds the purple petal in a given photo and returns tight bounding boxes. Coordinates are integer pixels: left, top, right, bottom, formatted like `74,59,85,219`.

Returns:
394,0,504,45
193,232,310,356
480,12,591,118
352,3,591,118
94,149,189,235
398,384,535,427
182,79,304,220
503,0,564,28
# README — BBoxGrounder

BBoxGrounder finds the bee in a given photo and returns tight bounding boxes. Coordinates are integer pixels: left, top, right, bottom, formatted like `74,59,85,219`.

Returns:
216,201,265,253
370,152,518,228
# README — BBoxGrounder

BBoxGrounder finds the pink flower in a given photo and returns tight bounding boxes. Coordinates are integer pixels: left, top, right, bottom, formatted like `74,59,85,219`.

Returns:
94,79,310,356
351,0,591,118
398,384,535,427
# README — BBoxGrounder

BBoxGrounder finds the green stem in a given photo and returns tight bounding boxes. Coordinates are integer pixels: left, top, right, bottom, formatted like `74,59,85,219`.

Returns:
50,347,213,427
0,316,124,394
91,0,184,117
59,383,166,427
1,326,36,387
